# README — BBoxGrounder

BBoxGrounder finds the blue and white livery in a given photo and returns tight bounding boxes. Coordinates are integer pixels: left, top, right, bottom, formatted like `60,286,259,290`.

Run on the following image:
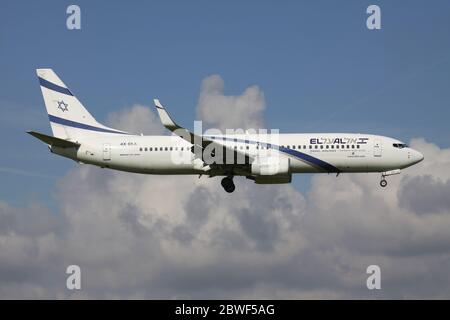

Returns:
29,69,424,193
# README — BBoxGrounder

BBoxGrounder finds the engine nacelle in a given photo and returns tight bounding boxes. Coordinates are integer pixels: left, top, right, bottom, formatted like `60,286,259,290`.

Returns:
251,157,290,176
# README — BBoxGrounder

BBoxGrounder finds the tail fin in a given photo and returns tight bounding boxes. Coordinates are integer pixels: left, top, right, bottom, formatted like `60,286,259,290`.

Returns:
36,69,128,139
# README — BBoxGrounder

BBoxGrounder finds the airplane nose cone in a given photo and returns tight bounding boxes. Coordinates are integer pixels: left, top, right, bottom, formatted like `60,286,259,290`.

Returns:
411,150,424,164
418,151,424,163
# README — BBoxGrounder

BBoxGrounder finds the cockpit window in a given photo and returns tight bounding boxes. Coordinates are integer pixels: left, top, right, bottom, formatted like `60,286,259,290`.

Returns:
393,143,408,149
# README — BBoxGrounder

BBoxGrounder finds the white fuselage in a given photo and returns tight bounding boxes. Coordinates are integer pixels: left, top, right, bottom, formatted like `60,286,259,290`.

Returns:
52,132,424,175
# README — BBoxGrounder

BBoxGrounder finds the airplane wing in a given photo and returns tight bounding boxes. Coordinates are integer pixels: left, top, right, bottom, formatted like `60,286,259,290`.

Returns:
153,99,252,172
27,131,80,148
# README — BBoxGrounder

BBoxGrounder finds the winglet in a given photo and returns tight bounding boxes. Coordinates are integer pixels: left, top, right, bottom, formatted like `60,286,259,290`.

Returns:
153,99,180,131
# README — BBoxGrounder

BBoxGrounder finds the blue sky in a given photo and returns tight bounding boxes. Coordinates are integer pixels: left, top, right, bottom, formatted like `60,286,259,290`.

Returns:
1,0,450,206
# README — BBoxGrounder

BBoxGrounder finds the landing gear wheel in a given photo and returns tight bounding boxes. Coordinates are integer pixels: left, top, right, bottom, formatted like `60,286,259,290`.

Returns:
221,177,235,193
380,179,387,188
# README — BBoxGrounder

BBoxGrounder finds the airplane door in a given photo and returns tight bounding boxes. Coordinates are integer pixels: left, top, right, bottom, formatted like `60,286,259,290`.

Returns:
103,143,111,161
373,139,382,157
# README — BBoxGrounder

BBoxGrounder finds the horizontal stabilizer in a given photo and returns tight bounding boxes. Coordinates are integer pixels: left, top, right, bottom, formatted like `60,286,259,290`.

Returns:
27,131,80,148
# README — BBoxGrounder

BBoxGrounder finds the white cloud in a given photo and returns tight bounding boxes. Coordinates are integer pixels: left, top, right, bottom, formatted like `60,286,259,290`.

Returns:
1,76,450,299
106,104,165,135
196,75,266,130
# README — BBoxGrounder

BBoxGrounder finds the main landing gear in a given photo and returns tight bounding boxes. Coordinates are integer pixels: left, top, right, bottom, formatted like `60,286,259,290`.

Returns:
221,176,235,193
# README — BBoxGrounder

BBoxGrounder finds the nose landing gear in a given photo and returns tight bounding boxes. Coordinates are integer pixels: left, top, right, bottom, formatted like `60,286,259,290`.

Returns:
221,176,235,193
379,169,401,188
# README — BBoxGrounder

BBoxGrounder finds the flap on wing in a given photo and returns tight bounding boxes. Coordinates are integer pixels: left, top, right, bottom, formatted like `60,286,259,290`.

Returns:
27,131,80,148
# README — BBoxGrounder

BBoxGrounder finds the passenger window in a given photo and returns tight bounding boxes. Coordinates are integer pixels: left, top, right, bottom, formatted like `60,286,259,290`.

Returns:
352,145,355,149
169,147,173,151
160,147,163,151
145,147,148,151
139,148,143,151
357,145,360,149
326,145,329,149
315,145,318,149
347,145,350,149
320,145,323,149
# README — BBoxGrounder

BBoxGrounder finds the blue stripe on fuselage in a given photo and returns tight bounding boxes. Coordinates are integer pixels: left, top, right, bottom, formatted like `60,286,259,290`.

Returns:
278,146,339,172
209,136,340,173
48,114,130,135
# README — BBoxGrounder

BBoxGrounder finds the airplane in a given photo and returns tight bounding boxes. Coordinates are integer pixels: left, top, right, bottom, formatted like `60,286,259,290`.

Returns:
28,69,424,193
